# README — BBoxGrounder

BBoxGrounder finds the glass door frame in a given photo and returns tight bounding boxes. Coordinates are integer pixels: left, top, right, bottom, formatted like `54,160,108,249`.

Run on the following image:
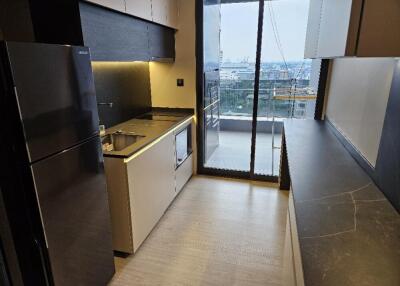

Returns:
195,0,328,182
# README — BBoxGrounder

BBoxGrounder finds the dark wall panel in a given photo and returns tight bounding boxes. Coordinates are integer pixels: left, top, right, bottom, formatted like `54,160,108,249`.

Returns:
92,62,152,128
0,0,83,45
375,61,400,212
0,0,35,42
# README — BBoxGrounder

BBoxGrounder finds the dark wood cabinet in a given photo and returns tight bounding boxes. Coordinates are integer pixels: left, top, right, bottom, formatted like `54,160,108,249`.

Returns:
305,0,400,58
0,0,175,62
79,1,175,62
80,2,151,61
148,24,175,60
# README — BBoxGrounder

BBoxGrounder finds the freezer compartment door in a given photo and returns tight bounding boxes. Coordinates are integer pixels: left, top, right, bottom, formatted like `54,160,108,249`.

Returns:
30,136,115,286
6,42,100,162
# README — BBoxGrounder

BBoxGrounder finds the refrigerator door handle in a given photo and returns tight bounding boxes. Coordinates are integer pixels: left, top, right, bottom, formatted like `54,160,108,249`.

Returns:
30,167,49,248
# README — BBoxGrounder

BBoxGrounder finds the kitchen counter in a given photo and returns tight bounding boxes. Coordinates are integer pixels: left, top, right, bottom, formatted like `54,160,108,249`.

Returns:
102,109,194,158
281,119,400,286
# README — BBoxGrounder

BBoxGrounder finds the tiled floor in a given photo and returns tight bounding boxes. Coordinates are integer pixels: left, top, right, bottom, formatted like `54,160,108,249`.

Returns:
205,131,282,175
110,176,289,286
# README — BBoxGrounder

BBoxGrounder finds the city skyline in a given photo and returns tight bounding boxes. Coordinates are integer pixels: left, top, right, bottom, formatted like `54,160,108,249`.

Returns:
220,60,312,81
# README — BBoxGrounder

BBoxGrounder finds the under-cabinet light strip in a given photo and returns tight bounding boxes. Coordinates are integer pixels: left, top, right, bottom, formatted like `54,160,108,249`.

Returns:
124,116,195,163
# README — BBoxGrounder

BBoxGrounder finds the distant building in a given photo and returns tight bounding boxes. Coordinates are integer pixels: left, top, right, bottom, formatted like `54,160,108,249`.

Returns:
279,70,289,80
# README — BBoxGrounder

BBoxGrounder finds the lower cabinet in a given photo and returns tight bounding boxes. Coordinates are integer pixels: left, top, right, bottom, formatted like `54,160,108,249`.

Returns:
104,133,176,253
175,154,193,193
283,191,305,286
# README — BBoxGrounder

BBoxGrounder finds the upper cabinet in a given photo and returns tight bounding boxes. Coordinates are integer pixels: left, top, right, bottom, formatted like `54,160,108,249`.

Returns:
79,2,175,61
152,0,178,29
125,0,152,22
357,0,400,57
305,0,400,58
85,0,125,13
80,2,150,61
149,24,175,60
85,0,178,29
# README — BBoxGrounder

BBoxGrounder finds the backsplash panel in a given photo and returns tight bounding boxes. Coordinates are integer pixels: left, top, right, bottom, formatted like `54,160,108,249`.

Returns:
92,62,152,128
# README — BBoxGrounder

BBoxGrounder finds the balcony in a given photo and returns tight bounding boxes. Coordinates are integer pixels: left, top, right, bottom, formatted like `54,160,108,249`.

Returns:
204,83,317,176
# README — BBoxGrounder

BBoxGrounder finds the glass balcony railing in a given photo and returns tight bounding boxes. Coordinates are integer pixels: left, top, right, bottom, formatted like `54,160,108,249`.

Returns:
220,80,317,120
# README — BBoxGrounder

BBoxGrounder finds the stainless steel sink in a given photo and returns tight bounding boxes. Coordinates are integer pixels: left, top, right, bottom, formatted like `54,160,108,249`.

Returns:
102,131,145,152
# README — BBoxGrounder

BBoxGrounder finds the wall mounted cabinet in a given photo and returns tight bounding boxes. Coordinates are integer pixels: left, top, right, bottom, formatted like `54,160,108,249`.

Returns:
305,0,400,58
85,0,178,29
125,0,152,21
80,2,150,61
151,0,178,29
79,2,175,61
149,23,176,60
85,0,125,13
0,0,177,59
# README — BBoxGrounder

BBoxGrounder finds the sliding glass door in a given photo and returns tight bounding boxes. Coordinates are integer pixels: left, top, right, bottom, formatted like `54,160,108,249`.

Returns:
254,0,316,177
203,1,259,172
198,0,322,181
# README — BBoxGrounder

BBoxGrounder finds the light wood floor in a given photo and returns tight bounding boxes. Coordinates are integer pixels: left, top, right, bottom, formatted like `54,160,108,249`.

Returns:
109,175,289,286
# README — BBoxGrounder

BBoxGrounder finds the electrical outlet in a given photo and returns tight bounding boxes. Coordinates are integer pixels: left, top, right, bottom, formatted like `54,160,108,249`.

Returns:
177,79,184,87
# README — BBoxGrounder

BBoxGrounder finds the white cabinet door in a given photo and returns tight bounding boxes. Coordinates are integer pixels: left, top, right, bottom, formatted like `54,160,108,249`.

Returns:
175,154,193,194
152,0,178,28
151,0,168,26
85,0,125,12
126,133,176,252
317,0,354,58
125,0,152,21
166,0,178,29
304,0,323,59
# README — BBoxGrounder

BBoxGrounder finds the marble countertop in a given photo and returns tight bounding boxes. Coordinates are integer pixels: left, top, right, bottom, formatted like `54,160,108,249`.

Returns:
283,119,400,286
102,109,193,158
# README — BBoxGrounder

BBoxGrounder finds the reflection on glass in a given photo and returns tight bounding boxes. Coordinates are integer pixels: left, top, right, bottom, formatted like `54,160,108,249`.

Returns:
255,0,318,176
204,1,259,172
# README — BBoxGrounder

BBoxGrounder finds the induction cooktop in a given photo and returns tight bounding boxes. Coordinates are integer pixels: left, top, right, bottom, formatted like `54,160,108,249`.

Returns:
136,114,182,122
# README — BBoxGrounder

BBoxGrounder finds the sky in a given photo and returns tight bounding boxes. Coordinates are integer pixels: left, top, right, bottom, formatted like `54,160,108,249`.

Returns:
220,0,310,63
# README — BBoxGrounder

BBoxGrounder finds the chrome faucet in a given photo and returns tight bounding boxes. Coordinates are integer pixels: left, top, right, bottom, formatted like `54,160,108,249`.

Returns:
97,102,113,108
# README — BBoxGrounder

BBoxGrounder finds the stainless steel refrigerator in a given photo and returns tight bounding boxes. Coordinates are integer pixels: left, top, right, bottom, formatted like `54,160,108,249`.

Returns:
0,41,115,285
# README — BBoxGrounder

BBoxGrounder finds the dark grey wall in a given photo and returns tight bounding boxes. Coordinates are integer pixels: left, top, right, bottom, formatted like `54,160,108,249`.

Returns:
375,61,400,212
92,62,152,128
